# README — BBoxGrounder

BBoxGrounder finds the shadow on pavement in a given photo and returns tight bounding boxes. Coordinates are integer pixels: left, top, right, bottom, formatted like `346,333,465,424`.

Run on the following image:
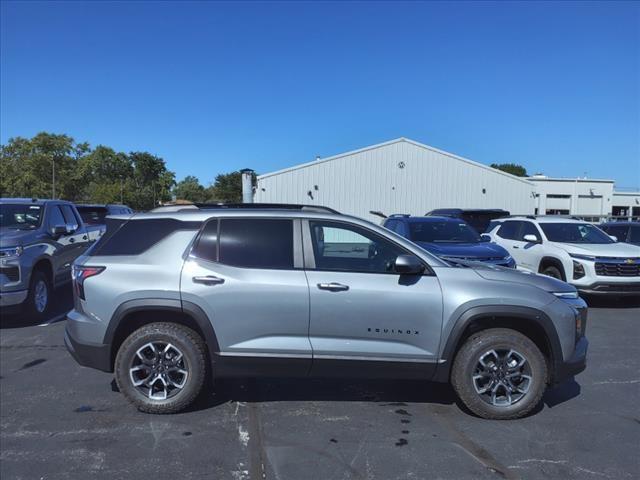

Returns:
583,295,640,308
186,377,458,412
0,285,73,329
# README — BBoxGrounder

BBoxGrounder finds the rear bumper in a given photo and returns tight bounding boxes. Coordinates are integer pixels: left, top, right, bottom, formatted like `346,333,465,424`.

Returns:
64,323,112,372
0,289,28,308
577,282,640,296
553,336,588,384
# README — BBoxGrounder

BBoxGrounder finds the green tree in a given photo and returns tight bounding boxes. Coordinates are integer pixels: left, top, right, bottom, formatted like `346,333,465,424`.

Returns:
173,175,207,202
128,152,175,210
0,132,89,200
206,170,256,203
77,146,133,204
490,163,528,177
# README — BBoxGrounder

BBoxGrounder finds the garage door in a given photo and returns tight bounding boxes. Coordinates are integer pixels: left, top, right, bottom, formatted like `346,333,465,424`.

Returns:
576,195,603,215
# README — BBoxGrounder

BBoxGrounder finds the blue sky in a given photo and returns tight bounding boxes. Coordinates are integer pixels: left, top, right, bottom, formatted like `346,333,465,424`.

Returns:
1,1,639,189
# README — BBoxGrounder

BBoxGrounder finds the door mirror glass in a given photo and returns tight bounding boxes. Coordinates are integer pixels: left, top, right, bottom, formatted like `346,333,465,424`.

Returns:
394,254,425,275
480,234,492,243
523,234,539,243
65,223,78,234
51,225,67,237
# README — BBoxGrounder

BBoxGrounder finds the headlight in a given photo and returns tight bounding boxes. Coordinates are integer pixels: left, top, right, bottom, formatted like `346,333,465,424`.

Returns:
572,261,585,279
0,246,23,259
569,253,596,261
552,291,579,299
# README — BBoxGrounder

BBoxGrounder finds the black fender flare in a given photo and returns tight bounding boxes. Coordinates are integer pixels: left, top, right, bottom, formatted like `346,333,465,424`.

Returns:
103,298,220,362
538,256,567,280
432,305,563,383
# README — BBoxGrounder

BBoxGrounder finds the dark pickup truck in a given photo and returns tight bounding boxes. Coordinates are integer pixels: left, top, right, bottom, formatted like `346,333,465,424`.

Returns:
0,198,102,319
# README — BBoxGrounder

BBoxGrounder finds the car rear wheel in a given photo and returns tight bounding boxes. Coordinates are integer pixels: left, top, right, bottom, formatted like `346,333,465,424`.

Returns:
451,328,547,419
115,322,207,414
25,270,51,321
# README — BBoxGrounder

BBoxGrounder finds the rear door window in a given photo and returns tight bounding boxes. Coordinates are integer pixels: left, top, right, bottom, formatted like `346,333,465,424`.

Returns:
218,218,294,269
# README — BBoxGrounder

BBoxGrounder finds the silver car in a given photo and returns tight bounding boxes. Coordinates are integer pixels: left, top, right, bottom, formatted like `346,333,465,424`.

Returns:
65,204,588,419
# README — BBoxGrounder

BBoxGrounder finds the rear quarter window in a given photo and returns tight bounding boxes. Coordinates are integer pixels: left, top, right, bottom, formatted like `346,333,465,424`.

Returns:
91,218,201,256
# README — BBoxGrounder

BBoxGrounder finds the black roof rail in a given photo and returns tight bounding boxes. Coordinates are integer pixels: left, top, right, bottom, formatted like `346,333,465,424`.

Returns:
369,210,388,219
190,203,341,214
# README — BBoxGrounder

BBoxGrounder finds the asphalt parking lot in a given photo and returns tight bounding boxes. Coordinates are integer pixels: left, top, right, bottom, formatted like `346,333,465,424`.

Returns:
1,290,639,480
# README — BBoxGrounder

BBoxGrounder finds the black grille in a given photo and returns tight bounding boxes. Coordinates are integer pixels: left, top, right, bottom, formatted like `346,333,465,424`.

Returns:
0,267,20,282
594,261,640,277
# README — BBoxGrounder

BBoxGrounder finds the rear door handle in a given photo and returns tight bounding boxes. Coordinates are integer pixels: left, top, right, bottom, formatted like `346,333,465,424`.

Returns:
193,275,225,286
317,282,349,291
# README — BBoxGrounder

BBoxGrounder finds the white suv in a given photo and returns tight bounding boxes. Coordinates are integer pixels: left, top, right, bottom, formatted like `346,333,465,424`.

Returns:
485,217,640,296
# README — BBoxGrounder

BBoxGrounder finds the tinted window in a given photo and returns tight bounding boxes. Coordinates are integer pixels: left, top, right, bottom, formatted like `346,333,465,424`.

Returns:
518,222,541,241
192,219,219,262
497,221,520,240
48,205,66,228
629,226,640,243
0,204,42,229
309,221,407,274
539,223,614,244
602,225,628,241
92,218,201,256
77,206,108,224
409,220,480,243
218,219,293,269
60,205,79,228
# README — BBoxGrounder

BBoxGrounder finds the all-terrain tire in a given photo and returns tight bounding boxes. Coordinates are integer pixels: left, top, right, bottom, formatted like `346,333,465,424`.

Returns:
115,322,207,414
25,269,52,321
541,265,564,281
451,328,548,420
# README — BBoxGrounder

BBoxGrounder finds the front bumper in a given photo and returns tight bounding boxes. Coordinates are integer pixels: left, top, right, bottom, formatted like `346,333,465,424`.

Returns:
0,289,28,308
553,336,588,384
577,282,640,296
64,323,112,372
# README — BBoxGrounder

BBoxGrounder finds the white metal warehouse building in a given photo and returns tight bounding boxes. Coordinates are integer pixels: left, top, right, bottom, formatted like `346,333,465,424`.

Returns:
255,138,535,222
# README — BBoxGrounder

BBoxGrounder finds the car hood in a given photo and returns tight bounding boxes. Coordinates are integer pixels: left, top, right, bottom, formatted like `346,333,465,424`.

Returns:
552,242,640,257
415,241,508,258
0,227,40,248
451,259,576,294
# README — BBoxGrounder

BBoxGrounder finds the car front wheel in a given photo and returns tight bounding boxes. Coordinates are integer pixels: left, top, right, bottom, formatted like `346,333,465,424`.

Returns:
451,328,547,420
25,270,51,321
115,322,207,414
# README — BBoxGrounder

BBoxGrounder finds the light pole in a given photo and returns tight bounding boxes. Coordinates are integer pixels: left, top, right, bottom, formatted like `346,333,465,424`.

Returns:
52,158,56,199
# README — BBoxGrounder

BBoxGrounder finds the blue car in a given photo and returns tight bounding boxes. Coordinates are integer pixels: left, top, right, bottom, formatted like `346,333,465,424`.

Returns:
383,214,516,267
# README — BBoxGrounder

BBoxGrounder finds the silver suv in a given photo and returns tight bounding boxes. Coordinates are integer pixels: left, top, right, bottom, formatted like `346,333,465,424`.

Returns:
65,205,588,419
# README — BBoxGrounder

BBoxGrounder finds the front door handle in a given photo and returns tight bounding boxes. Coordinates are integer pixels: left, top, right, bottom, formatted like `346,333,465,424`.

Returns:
193,275,225,286
317,282,349,291
512,246,519,249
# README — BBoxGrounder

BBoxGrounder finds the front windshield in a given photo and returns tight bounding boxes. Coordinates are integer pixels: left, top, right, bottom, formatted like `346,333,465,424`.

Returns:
409,221,481,243
0,204,43,230
539,222,613,244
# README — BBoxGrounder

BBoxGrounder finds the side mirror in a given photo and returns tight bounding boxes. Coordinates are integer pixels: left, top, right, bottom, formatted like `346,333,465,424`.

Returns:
394,254,425,275
51,225,67,237
609,235,618,242
523,234,540,243
480,235,491,243
65,223,78,234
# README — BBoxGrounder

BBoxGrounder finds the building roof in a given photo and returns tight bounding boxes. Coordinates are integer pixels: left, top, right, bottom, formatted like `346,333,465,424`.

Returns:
528,176,614,184
257,137,533,186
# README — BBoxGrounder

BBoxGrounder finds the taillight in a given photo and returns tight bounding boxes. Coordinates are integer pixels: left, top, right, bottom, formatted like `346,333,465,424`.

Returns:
72,265,105,300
